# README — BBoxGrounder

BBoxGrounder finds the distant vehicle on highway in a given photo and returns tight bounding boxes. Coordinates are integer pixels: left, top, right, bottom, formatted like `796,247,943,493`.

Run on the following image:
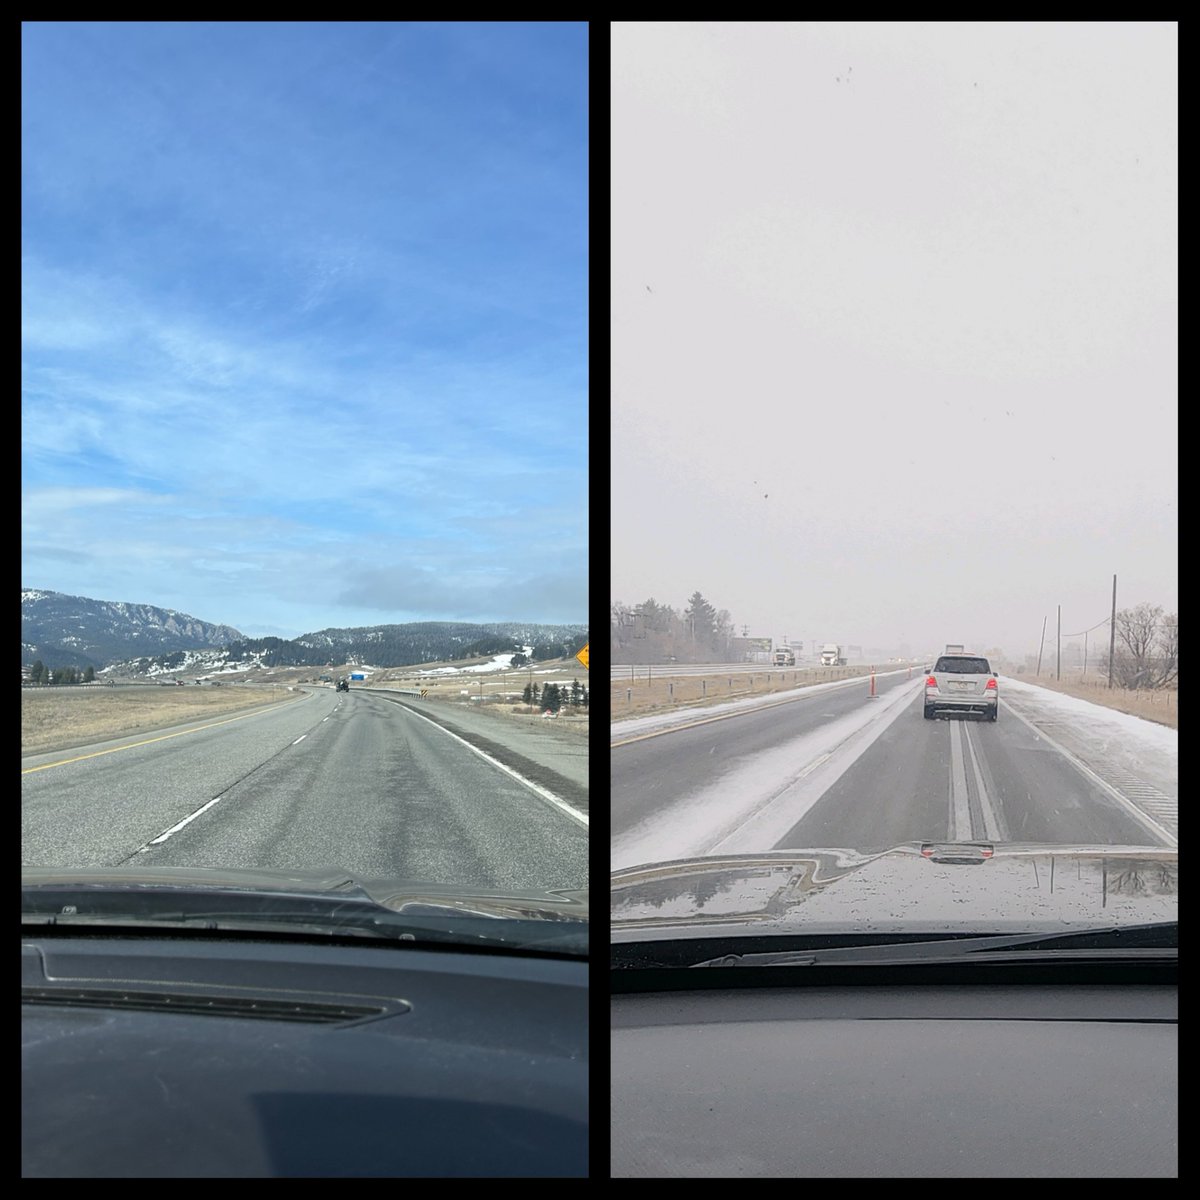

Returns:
924,654,998,721
820,643,846,667
336,678,349,692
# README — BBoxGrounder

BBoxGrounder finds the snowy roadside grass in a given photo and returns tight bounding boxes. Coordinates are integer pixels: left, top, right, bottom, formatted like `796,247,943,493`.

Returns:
1000,674,1177,750
612,669,906,740
1011,673,1176,729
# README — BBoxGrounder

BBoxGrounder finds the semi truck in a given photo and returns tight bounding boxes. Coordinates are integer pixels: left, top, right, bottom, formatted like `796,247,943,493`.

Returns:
820,643,847,667
944,644,964,655
772,646,796,667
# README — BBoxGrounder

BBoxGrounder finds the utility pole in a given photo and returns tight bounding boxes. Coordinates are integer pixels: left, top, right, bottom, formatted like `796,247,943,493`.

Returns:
1056,606,1061,681
1108,574,1117,689
1036,616,1047,676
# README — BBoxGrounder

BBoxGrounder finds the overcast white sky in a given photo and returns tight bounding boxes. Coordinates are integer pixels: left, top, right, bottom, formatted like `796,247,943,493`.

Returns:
612,21,1176,660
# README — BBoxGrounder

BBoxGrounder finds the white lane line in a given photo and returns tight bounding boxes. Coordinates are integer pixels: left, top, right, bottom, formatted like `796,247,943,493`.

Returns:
394,704,588,829
293,734,307,744
964,724,1007,840
141,694,588,854
1003,702,1177,846
949,721,972,839
139,797,223,850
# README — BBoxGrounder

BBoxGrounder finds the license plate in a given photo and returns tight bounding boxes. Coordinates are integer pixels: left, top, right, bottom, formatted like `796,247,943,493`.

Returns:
951,682,972,692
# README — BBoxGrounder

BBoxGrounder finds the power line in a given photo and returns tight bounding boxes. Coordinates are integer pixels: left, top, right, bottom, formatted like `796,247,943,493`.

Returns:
1061,618,1176,638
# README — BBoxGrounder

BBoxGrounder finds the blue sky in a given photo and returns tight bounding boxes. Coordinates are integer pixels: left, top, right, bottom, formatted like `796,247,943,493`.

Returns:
22,21,588,639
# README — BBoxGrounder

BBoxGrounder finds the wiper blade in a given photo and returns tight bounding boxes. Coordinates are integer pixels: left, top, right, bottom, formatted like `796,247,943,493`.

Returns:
22,887,588,957
686,923,1177,969
24,906,473,942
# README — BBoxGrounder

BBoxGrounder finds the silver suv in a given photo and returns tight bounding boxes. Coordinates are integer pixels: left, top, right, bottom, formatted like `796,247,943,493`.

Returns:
923,654,998,721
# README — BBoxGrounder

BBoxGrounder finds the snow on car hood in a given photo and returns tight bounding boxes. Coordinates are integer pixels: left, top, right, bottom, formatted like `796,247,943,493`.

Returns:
611,843,1176,938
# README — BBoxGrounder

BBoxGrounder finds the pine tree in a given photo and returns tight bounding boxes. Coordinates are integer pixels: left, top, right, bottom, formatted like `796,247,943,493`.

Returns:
684,591,718,650
83,665,95,683
31,660,45,685
571,679,582,706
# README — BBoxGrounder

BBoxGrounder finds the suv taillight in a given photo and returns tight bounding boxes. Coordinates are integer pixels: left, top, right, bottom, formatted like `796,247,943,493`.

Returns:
925,675,937,687
986,678,997,690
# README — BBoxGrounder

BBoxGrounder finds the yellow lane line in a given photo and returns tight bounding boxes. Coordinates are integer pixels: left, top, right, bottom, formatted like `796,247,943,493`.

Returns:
21,691,309,774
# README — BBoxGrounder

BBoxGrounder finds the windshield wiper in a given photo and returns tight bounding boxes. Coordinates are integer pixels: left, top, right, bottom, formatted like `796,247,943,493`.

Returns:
684,924,1177,968
614,921,1176,969
22,888,588,958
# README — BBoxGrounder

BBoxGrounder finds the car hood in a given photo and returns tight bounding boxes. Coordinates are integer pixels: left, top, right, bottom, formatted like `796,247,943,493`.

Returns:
22,864,587,924
611,843,1176,939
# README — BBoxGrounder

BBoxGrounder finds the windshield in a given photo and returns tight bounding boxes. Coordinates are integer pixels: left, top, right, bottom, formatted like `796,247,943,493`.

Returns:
22,21,588,952
611,22,1176,949
932,657,991,674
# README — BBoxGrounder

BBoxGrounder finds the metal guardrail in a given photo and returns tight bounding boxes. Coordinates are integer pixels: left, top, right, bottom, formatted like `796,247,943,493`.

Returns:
610,662,911,681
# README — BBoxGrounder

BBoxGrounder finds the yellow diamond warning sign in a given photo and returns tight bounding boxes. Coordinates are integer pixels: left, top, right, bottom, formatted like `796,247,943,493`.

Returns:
575,643,589,670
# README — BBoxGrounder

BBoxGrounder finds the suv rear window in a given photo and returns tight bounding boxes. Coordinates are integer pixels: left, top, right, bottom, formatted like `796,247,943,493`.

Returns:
933,656,991,674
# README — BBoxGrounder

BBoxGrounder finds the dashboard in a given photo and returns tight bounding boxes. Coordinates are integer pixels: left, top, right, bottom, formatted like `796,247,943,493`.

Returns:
611,980,1176,1177
23,933,587,1177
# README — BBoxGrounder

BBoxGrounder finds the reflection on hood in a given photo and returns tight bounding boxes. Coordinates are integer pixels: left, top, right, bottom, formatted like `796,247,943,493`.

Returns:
611,843,1176,935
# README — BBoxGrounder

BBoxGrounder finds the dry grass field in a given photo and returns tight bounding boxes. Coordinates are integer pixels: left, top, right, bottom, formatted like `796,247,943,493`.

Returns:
457,698,589,737
21,684,300,756
21,654,591,757
372,661,589,738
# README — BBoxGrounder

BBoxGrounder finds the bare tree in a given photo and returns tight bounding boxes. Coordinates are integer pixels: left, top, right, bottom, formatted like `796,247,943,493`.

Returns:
1111,603,1177,688
611,601,633,661
1157,612,1178,687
